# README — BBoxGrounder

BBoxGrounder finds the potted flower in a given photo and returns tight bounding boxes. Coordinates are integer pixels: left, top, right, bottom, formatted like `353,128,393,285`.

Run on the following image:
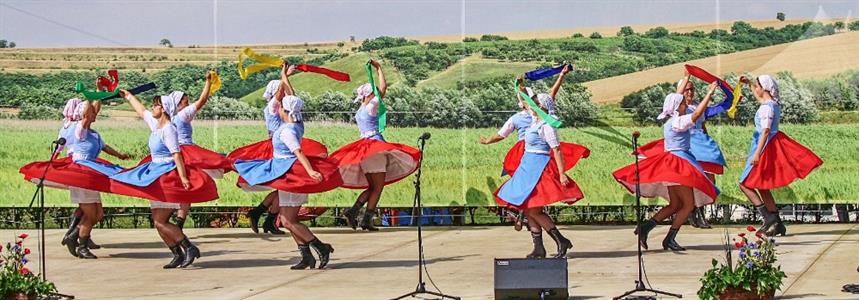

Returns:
698,226,787,300
0,234,56,300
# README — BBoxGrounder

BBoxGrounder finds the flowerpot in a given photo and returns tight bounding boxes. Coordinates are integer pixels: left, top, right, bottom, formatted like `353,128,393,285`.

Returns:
718,286,775,300
3,292,35,300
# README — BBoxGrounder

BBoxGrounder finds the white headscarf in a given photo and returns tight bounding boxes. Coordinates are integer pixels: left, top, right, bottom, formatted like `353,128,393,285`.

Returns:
263,80,281,100
676,79,687,90
536,93,557,116
657,93,684,120
525,87,535,98
355,83,374,103
161,91,184,117
282,95,304,122
62,98,84,128
757,75,779,101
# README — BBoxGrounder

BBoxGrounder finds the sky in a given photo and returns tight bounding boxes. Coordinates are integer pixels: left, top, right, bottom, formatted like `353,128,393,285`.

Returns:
1,0,857,48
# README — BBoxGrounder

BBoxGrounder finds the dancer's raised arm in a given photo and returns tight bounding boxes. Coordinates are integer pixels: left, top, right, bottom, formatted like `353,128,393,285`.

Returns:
690,82,717,123
549,64,571,100
369,59,387,98
120,90,147,119
192,71,214,111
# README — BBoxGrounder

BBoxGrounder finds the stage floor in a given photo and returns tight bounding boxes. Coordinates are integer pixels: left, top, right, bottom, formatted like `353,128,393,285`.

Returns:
2,224,857,299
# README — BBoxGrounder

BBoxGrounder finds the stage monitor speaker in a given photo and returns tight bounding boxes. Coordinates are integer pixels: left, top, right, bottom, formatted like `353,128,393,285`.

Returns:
494,258,568,300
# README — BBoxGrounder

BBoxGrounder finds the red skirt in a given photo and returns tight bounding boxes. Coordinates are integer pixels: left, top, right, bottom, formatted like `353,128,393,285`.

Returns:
502,140,591,176
741,132,823,190
613,151,718,206
329,138,422,189
637,139,725,175
227,138,329,161
237,157,344,194
140,144,233,172
110,165,219,203
494,152,587,209
19,156,119,192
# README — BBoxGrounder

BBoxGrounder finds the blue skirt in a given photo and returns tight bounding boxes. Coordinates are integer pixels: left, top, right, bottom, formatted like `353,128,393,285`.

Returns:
496,152,550,206
689,130,726,167
76,159,124,177
111,161,177,187
234,157,297,186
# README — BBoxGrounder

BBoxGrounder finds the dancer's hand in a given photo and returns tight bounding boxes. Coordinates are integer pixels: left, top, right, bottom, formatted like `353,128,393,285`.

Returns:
286,64,297,76
117,152,131,160
479,136,491,144
369,59,381,68
308,170,323,182
561,64,571,75
751,153,760,165
559,175,570,186
708,81,717,92
181,177,191,190
517,76,526,90
119,89,131,99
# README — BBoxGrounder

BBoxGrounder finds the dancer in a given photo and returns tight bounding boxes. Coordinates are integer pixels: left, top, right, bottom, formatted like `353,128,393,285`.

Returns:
233,64,342,269
613,76,719,252
111,89,219,268
494,67,590,259
20,100,128,258
139,71,228,229
738,75,822,236
331,60,421,231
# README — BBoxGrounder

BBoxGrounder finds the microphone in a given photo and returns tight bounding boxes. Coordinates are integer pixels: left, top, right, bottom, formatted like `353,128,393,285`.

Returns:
632,131,640,139
418,132,431,141
53,137,67,146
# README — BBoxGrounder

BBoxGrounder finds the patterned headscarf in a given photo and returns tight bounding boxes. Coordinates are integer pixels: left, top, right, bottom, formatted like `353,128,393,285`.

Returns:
263,80,281,100
62,98,84,128
537,93,557,116
657,93,684,120
354,83,374,103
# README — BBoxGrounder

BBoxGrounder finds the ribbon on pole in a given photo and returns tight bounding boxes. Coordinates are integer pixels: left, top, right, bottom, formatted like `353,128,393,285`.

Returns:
365,62,387,133
99,83,157,101
515,80,563,128
684,64,743,119
96,69,119,92
524,63,572,81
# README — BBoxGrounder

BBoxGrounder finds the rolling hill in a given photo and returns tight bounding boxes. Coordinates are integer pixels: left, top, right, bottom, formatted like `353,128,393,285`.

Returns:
416,56,540,90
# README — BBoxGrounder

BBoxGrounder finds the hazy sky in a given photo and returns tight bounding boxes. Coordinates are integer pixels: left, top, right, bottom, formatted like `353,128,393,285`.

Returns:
1,0,857,48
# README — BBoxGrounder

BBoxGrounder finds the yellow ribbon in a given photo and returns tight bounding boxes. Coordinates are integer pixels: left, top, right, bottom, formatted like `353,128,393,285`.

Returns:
727,81,743,119
209,71,222,94
237,48,283,80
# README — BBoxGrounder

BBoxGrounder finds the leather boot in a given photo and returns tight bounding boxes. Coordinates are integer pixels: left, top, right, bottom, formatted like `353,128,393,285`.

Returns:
176,216,186,230
662,228,686,251
61,212,82,246
291,244,317,270
767,213,787,237
64,227,80,258
697,207,713,229
246,202,268,234
755,205,778,236
179,237,200,268
309,238,334,269
634,219,657,250
360,210,378,231
687,208,702,228
163,245,185,269
547,228,572,258
342,201,364,230
75,236,97,259
263,213,286,235
526,231,546,259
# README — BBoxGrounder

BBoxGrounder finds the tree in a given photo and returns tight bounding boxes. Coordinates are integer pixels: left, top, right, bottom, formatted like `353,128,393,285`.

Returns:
617,26,636,37
480,34,508,42
159,38,173,48
0,40,6,48
777,12,786,21
462,37,478,42
349,35,356,42
850,21,859,31
589,32,602,39
8,42,15,48
834,21,845,31
572,33,584,38
644,26,669,38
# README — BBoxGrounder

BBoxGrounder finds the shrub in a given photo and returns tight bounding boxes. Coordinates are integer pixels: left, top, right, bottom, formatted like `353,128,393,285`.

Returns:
462,37,479,43
849,21,859,31
775,71,818,123
644,26,669,38
572,33,584,38
195,96,259,120
17,104,59,120
617,26,635,37
559,40,599,53
589,32,602,39
480,34,508,42
360,36,419,51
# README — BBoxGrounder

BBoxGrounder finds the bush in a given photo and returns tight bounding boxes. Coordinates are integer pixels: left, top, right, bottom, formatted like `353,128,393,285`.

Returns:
775,72,818,123
195,96,259,120
480,34,508,42
18,104,60,120
644,27,669,38
622,36,657,53
589,32,603,39
305,91,352,122
559,40,599,52
572,33,584,38
462,37,479,43
617,26,635,37
360,36,419,51
850,21,859,31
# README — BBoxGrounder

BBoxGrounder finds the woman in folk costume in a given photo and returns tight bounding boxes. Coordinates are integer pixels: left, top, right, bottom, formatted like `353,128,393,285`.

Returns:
228,76,328,234
111,89,219,269
138,72,226,229
20,100,128,259
331,60,421,231
613,77,719,252
738,75,822,236
494,66,590,259
234,64,342,269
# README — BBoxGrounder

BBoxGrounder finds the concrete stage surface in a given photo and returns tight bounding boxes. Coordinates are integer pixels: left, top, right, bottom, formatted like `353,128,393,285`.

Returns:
2,224,857,299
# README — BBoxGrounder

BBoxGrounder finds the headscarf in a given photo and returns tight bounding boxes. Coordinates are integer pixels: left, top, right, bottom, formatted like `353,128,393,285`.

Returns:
262,80,281,100
354,83,373,103
757,75,779,101
525,87,535,98
282,95,304,122
161,91,184,117
657,93,684,120
536,93,557,116
62,98,84,128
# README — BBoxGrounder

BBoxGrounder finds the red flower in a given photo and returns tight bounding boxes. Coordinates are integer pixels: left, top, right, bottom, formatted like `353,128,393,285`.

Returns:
18,233,29,239
755,231,764,238
20,267,30,275
746,226,756,232
738,233,746,237
735,242,743,248
24,248,31,255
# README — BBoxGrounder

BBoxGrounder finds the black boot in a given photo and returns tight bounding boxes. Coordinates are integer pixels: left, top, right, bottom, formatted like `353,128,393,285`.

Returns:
360,210,378,231
61,213,82,246
697,207,713,229
547,228,572,258
63,227,80,258
87,238,101,249
662,228,686,251
263,213,286,235
163,245,185,269
687,208,702,228
178,237,200,268
246,202,268,234
291,244,317,270
755,205,778,235
309,238,334,269
75,236,97,259
634,219,657,250
176,216,186,230
767,214,787,237
342,201,364,230
526,231,546,259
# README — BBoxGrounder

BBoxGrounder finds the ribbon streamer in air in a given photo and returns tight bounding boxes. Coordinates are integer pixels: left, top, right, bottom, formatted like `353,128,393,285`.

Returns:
515,80,563,128
75,82,118,100
524,63,573,81
99,83,157,101
237,48,351,82
364,62,387,133
684,64,743,119
209,71,222,94
296,64,351,82
97,70,119,92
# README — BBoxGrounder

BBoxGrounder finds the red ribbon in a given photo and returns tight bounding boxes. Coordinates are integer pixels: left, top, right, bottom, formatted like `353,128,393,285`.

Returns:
97,70,119,92
296,64,351,82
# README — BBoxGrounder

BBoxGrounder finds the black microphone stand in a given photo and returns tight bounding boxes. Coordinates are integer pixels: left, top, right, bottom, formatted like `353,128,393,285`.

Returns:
392,133,459,300
614,132,682,300
28,139,63,280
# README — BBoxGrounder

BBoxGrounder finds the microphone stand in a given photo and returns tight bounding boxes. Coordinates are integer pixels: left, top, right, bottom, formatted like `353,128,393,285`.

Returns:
392,133,459,300
614,132,682,300
28,140,63,281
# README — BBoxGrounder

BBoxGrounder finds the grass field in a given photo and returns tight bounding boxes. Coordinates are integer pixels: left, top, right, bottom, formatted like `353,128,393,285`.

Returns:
1,119,855,208
416,57,540,90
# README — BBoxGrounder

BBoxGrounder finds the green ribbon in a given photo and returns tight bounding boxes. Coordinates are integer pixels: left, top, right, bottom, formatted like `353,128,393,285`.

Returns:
515,80,562,128
365,63,387,133
75,82,118,100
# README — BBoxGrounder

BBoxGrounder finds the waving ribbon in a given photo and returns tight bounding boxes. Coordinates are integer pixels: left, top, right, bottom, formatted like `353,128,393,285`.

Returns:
96,70,119,92
684,64,743,119
296,64,351,82
524,63,572,81
75,82,118,100
515,80,563,128
237,47,351,82
99,83,157,101
365,62,387,133
209,71,222,94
